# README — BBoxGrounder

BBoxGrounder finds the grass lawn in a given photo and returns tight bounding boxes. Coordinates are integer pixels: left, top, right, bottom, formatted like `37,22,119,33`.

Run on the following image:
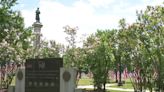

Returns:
78,78,134,92
108,90,132,92
78,78,93,85
108,90,129,92
111,79,133,89
10,76,16,86
78,78,118,85
84,89,132,92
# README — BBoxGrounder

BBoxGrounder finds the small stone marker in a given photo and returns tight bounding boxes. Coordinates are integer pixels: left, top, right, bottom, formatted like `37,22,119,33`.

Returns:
60,68,77,92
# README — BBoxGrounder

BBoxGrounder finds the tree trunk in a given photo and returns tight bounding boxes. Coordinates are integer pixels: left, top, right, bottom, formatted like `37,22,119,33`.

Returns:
103,82,106,92
115,70,118,83
118,63,122,86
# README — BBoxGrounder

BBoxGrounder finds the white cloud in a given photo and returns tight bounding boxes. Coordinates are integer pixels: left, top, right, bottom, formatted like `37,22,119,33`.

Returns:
87,0,114,8
141,0,163,5
21,0,163,46
22,0,118,46
22,9,35,27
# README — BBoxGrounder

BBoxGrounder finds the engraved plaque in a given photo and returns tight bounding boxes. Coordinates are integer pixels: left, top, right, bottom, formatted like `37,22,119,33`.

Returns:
28,81,32,86
45,82,49,87
63,71,71,82
39,82,43,86
17,70,23,80
34,81,37,86
50,82,54,87
25,58,63,92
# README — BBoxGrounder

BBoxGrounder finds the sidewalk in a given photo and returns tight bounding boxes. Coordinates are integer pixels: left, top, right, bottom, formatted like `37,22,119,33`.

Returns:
78,84,151,92
78,85,134,92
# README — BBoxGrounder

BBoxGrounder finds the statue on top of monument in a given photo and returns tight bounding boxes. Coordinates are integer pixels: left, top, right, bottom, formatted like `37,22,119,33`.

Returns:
36,8,40,22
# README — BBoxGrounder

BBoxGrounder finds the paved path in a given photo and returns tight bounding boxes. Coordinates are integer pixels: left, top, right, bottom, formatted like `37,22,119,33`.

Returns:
78,85,134,92
78,84,151,92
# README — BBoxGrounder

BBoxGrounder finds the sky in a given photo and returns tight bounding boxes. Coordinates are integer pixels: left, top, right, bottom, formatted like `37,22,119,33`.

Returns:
14,0,163,46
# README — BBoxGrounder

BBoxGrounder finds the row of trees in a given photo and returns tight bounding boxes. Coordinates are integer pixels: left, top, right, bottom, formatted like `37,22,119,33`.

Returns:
63,2,164,92
0,0,33,88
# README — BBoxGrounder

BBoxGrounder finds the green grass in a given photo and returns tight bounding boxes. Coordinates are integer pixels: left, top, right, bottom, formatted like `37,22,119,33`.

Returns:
78,78,93,85
78,78,134,92
107,79,133,89
108,90,128,92
84,89,132,92
10,76,16,86
78,78,133,88
84,88,127,92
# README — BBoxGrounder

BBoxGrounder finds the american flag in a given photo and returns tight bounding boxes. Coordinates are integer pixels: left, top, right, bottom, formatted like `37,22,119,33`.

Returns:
123,67,128,79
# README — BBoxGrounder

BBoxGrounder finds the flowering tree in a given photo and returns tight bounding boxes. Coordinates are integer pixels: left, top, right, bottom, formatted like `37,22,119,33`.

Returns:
0,0,32,89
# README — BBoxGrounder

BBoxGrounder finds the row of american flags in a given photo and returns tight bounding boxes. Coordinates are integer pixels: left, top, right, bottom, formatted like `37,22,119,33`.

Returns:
0,64,158,82
85,67,158,81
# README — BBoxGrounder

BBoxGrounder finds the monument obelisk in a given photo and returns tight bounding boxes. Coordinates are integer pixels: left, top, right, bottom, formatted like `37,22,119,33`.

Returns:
33,8,43,58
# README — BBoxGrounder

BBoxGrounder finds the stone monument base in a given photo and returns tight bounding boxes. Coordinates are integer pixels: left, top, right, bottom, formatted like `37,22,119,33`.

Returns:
8,86,15,92
60,68,77,92
15,68,25,92
75,88,86,92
